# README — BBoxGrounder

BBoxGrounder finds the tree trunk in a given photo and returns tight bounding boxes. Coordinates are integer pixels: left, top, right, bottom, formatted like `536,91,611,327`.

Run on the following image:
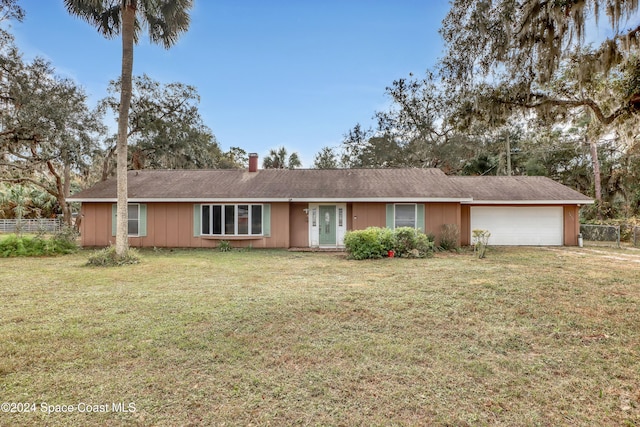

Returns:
61,163,72,226
506,131,512,176
588,135,602,217
115,2,136,257
101,145,115,181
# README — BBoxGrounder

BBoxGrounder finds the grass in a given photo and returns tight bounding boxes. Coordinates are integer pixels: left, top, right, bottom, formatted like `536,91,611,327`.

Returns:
0,246,639,426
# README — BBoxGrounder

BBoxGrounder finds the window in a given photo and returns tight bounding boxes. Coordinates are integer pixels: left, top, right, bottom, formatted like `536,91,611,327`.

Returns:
128,203,140,236
395,204,416,228
112,203,146,237
201,204,263,236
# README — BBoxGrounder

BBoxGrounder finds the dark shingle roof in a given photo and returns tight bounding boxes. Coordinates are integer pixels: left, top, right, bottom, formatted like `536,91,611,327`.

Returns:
68,168,592,204
449,176,592,203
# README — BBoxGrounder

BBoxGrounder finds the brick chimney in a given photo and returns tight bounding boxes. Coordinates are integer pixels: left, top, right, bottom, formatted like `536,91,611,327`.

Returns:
248,153,258,172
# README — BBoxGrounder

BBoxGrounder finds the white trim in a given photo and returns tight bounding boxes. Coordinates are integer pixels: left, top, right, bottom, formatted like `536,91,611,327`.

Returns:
69,197,475,203
463,200,594,205
285,197,473,203
69,198,118,202
309,203,346,248
69,198,292,203
69,197,593,205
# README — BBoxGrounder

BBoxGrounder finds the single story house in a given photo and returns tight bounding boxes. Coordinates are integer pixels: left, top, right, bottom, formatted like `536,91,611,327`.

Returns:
68,154,593,248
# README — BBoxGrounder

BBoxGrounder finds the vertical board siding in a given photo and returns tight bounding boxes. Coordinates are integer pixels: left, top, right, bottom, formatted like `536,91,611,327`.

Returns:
460,205,471,246
289,203,309,248
80,201,579,248
563,205,580,246
425,203,462,246
351,203,387,231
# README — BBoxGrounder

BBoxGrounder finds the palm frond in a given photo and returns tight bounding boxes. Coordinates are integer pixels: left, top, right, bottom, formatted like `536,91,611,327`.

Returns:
63,0,122,38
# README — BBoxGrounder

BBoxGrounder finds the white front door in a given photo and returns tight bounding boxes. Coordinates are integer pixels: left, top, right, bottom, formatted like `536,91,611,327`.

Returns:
309,203,346,247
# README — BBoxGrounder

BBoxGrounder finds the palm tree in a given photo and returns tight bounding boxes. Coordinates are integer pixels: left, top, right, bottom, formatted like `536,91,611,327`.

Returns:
64,0,192,257
262,146,302,169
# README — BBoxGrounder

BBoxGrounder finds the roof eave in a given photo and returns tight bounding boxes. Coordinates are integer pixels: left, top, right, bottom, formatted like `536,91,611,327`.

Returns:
68,197,475,203
462,199,595,205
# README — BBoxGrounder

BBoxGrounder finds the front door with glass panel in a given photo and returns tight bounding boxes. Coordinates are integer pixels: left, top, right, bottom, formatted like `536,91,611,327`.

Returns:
318,205,336,246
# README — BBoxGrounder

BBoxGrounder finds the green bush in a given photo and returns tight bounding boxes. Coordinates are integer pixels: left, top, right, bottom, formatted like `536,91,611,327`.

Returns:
0,232,78,257
378,227,395,252
393,227,435,258
344,227,387,260
344,227,435,260
48,226,80,255
86,246,141,267
218,240,232,252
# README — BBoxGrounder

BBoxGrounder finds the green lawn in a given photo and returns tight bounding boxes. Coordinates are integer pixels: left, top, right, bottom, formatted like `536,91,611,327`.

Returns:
0,247,639,426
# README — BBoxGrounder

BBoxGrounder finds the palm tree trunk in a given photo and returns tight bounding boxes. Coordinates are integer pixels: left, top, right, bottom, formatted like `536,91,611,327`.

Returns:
115,1,136,257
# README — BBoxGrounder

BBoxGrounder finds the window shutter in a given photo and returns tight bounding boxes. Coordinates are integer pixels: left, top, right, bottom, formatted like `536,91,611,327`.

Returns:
416,204,425,232
111,204,117,237
263,204,271,237
193,204,201,237
139,204,147,237
386,204,394,229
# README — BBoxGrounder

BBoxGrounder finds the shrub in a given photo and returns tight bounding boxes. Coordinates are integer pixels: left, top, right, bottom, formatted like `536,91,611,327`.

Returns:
472,229,491,259
0,232,78,257
344,227,435,260
86,246,141,267
48,226,80,255
218,240,232,252
413,232,436,258
393,227,435,258
344,227,388,260
439,224,460,251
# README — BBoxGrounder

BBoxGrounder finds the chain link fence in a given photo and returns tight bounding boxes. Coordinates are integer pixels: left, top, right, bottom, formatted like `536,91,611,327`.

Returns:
580,224,621,247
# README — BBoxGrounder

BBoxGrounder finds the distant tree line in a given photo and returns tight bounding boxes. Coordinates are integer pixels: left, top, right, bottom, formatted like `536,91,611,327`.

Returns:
4,0,640,223
311,1,640,219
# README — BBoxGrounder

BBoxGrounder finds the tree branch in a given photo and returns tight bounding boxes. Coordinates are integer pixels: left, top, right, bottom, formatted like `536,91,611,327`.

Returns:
502,94,630,125
0,177,58,198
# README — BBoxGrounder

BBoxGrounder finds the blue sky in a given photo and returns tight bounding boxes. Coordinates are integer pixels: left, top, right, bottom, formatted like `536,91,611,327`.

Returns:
11,1,450,167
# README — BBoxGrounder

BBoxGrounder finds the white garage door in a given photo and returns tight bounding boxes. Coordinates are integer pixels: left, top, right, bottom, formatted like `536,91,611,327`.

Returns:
470,206,563,246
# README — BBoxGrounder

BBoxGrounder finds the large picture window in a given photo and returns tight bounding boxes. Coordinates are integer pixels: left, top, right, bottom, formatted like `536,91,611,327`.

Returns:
395,204,416,228
201,204,263,236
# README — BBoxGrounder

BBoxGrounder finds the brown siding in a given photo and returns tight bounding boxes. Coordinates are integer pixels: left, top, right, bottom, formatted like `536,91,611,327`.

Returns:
563,205,580,246
461,205,471,246
79,203,112,247
81,202,291,249
351,203,386,230
289,203,309,248
425,203,462,246
79,201,584,248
